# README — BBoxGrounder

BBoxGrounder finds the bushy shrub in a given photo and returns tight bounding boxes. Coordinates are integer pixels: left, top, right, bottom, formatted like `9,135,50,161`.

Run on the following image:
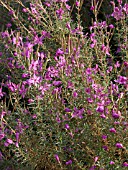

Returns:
0,0,128,169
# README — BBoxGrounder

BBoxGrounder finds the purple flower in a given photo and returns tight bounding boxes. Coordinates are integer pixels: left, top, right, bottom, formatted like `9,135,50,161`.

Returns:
110,161,115,165
27,74,42,86
109,24,114,29
94,156,99,163
0,87,4,99
54,154,60,163
101,44,110,55
65,108,71,112
100,114,106,119
109,128,116,133
115,76,127,85
65,4,70,10
122,162,128,167
102,135,107,140
87,98,93,103
96,105,104,113
99,21,107,28
114,61,120,68
90,6,95,11
67,81,74,89
86,68,92,75
22,73,30,78
115,143,124,148
22,8,28,13
123,3,128,15
65,124,70,130
72,107,84,119
6,138,13,144
15,132,20,147
112,110,121,119
76,1,80,7
112,6,124,20
103,145,108,151
53,81,62,86
56,116,61,123
56,8,64,19
0,133,5,140
89,166,96,170
0,111,6,119
66,160,72,165
8,10,14,15
85,87,91,94
73,91,78,98
6,23,12,28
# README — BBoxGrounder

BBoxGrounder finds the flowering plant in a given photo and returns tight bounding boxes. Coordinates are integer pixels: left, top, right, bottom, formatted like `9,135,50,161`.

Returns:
0,0,128,169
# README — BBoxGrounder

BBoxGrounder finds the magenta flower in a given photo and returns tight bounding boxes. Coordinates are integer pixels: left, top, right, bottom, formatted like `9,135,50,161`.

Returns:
0,133,5,140
115,143,124,148
22,8,28,13
89,166,96,170
100,114,106,119
114,61,120,68
6,23,12,28
103,145,108,151
102,135,107,140
0,87,4,99
112,6,124,20
0,111,6,119
65,124,70,130
109,128,116,133
56,8,64,19
109,24,114,29
90,6,95,11
76,1,80,7
115,76,127,85
86,68,92,75
122,162,128,167
96,105,104,113
65,4,70,10
8,10,14,15
110,161,115,165
54,154,60,163
65,108,71,112
66,159,72,165
52,81,62,86
101,44,110,55
73,91,78,98
15,132,19,142
112,110,121,119
7,139,13,144
123,3,128,15
94,156,99,163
